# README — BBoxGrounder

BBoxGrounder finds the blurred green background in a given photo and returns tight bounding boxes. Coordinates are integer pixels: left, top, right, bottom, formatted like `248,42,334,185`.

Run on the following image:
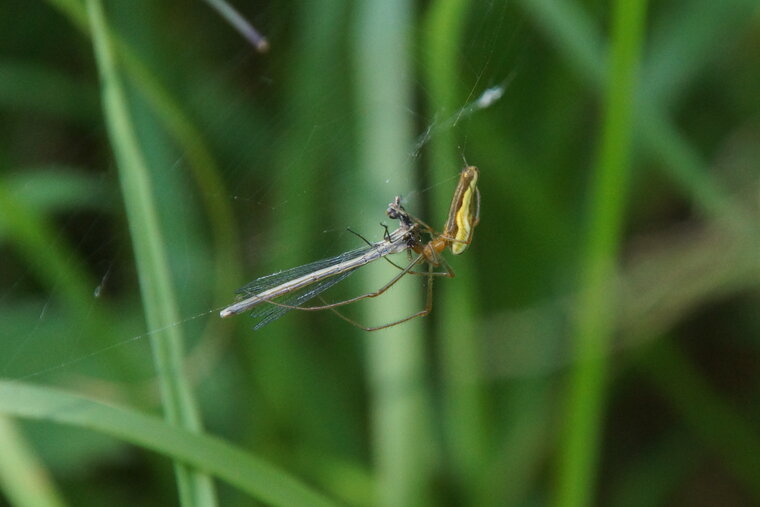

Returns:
1,0,759,506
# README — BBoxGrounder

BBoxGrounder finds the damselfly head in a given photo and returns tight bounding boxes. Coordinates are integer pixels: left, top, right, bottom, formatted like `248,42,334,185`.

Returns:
386,196,402,219
386,196,415,229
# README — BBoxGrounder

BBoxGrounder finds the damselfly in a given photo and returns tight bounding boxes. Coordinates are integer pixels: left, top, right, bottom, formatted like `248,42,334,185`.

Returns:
220,165,480,330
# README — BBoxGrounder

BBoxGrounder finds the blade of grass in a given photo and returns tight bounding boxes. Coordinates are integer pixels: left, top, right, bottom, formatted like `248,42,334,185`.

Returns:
607,429,702,507
517,0,734,218
643,0,758,108
477,381,555,507
0,181,97,315
251,0,359,453
643,339,760,501
0,60,98,123
0,381,337,507
0,416,66,507
0,175,135,379
85,1,215,504
354,0,434,505
481,206,760,380
555,1,649,507
619,220,760,346
3,166,106,216
422,0,489,499
42,0,242,343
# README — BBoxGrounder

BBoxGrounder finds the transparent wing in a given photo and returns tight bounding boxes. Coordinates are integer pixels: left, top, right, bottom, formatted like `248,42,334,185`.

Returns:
235,245,373,298
249,268,358,330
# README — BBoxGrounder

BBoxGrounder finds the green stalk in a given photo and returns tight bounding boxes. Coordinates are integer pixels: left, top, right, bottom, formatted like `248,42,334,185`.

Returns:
0,182,95,315
644,340,760,501
354,0,433,505
554,1,649,506
608,429,701,507
517,0,731,218
0,416,66,507
85,1,215,505
422,0,488,497
43,0,242,350
0,382,337,507
0,175,130,380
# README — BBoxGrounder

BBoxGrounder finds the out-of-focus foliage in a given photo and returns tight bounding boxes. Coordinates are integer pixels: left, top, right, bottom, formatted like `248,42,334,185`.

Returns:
0,1,758,506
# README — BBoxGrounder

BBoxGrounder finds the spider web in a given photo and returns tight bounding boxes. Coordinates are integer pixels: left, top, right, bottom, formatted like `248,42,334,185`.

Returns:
0,1,517,386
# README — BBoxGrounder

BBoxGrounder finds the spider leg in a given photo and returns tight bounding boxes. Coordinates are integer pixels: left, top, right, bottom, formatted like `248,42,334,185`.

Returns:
328,261,437,331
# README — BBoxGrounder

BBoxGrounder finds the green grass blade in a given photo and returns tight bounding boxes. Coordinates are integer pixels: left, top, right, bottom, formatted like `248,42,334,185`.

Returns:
85,1,215,504
607,430,701,507
0,416,67,507
354,0,434,505
643,340,760,501
422,0,488,498
555,1,649,506
247,1,355,455
0,60,97,123
517,0,733,217
643,0,757,107
114,45,242,317
3,167,106,217
0,180,96,314
42,0,242,341
478,382,554,507
0,382,337,507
